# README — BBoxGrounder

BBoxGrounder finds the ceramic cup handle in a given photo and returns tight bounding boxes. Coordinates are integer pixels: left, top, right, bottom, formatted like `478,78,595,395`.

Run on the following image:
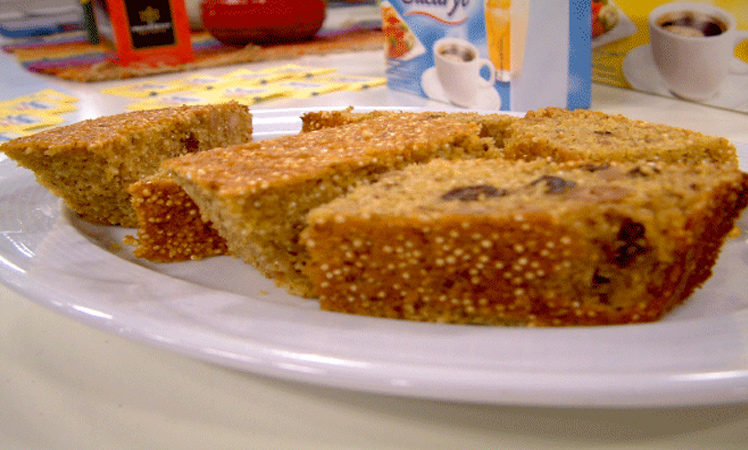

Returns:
478,59,496,87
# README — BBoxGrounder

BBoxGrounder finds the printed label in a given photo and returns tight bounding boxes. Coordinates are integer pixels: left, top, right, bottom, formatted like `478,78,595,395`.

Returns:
126,0,177,49
400,0,475,25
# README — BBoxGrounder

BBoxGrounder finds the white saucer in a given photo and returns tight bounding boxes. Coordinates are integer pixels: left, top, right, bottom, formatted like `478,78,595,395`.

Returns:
622,44,748,111
421,67,502,110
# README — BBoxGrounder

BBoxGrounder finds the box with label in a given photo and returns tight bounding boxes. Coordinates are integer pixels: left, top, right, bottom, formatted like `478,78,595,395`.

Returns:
381,0,591,111
92,0,194,66
592,1,748,113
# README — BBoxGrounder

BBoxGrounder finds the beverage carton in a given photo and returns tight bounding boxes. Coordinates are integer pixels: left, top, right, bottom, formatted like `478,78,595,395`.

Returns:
381,0,591,111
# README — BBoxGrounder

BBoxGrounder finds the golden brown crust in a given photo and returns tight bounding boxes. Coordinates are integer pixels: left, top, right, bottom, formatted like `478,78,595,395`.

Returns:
300,107,389,132
300,108,517,148
127,171,229,262
0,102,253,226
505,107,738,165
301,159,748,326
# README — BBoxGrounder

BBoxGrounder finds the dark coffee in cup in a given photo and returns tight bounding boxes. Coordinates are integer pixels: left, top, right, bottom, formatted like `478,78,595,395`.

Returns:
656,11,727,38
438,44,476,63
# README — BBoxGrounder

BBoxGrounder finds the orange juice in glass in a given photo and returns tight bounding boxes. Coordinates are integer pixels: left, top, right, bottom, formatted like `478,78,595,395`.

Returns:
484,0,529,81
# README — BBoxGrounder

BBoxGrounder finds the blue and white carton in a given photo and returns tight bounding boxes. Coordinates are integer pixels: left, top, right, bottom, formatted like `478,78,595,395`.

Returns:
381,0,591,111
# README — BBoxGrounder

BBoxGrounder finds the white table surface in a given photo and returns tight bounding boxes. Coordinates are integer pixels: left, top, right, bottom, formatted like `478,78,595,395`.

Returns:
1,44,748,449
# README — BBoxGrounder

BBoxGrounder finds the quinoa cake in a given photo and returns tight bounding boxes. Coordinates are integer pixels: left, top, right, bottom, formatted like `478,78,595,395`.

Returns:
301,107,517,148
129,108,516,264
130,107,731,267
503,107,738,165
127,170,229,262
300,158,748,326
300,107,393,132
126,107,395,263
0,102,253,227
163,113,501,296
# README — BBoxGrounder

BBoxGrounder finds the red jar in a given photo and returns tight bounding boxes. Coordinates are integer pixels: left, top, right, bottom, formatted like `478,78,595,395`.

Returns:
202,0,327,46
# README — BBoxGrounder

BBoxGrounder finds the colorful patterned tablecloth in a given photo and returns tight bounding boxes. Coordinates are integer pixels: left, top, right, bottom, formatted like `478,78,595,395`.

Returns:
2,27,383,82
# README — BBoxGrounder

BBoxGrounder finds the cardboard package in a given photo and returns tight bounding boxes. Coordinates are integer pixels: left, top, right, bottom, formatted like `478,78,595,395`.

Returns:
381,0,591,111
92,0,194,66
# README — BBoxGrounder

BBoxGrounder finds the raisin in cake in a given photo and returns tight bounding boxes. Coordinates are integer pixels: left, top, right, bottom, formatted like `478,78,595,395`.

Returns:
300,158,748,326
0,102,253,226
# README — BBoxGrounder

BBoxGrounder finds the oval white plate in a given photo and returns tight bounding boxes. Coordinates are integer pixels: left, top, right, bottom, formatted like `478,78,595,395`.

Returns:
1,108,748,408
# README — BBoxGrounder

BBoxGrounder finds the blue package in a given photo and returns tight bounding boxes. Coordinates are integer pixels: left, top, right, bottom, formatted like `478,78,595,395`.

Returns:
381,0,591,111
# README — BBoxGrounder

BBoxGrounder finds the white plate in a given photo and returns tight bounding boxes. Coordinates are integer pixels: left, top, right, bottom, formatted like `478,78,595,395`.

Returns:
1,108,748,408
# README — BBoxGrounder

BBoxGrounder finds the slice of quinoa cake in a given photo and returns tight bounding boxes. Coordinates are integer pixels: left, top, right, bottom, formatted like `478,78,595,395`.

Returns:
300,107,393,132
0,102,253,227
128,109,516,264
504,107,738,165
164,113,500,296
301,107,518,148
127,170,229,262
300,158,748,326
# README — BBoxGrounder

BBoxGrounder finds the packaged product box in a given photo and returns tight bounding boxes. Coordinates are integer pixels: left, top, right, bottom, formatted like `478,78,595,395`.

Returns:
381,0,591,111
91,0,194,66
592,1,748,113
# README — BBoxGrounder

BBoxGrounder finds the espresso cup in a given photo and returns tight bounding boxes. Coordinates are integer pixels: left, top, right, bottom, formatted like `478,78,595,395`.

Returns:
648,2,748,101
434,38,496,107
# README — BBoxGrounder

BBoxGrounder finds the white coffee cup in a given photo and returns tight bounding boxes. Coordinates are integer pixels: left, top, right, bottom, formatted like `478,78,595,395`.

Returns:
648,2,748,101
433,38,496,107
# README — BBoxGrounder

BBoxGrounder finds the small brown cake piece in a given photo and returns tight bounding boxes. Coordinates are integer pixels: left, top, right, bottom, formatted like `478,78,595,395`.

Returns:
300,107,518,148
127,171,229,262
504,107,738,165
300,158,748,326
0,102,253,227
164,113,500,296
300,107,392,132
